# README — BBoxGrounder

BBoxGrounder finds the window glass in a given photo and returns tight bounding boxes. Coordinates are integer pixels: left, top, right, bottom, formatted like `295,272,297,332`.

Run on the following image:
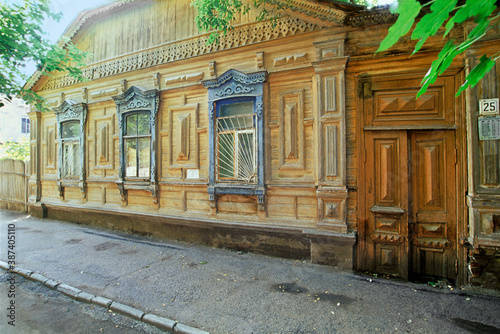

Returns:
125,138,137,177
61,121,80,138
216,99,256,183
138,138,150,177
137,113,150,135
218,133,235,179
219,101,254,117
62,141,80,178
126,114,138,136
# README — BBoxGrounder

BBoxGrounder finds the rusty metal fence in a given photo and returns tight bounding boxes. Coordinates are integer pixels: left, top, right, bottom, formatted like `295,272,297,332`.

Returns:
0,159,29,212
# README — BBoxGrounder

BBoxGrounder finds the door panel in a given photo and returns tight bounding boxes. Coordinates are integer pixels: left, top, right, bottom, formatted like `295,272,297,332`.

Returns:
365,131,408,278
364,130,457,281
410,131,456,279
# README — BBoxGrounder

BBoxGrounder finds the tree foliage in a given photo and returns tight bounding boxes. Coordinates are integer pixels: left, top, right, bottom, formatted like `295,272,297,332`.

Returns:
0,138,30,161
0,0,90,111
377,0,499,97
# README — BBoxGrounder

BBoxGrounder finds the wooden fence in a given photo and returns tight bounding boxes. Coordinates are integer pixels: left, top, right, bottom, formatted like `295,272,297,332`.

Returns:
0,159,29,212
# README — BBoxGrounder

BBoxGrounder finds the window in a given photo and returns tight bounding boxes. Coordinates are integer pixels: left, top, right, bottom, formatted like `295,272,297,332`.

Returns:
202,69,267,204
54,100,88,197
216,98,256,183
21,118,30,133
124,112,150,178
112,86,160,201
61,121,80,178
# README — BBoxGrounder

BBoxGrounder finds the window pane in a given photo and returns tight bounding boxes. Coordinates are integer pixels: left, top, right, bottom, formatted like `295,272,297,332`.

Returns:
63,141,80,178
219,101,254,117
218,133,235,179
125,138,137,177
138,138,150,177
61,121,80,138
237,132,255,180
217,114,254,132
137,113,150,135
126,114,138,136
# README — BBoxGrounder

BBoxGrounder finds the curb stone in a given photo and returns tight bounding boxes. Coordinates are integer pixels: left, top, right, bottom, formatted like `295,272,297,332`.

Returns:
92,296,113,308
0,265,210,333
110,301,145,321
174,322,210,334
57,283,82,299
76,291,95,303
143,314,177,332
29,272,49,284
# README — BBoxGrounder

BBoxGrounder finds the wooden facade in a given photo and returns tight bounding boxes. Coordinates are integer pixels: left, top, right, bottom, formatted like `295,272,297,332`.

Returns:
25,0,500,287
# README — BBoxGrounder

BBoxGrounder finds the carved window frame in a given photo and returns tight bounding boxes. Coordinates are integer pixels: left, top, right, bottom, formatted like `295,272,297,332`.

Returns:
112,86,159,202
202,69,267,205
54,100,88,198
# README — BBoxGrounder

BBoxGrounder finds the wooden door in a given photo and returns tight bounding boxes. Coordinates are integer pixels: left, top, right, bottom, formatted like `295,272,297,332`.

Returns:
409,131,457,280
364,130,457,281
365,130,410,279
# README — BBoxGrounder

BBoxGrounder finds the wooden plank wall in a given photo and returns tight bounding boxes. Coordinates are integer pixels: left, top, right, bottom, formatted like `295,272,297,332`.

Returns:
0,159,29,211
74,0,261,64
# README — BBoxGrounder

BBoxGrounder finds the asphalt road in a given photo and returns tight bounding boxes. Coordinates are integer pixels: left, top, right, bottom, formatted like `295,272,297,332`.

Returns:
0,273,164,334
1,209,500,333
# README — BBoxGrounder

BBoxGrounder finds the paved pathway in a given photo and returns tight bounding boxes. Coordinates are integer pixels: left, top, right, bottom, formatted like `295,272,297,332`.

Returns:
1,210,500,333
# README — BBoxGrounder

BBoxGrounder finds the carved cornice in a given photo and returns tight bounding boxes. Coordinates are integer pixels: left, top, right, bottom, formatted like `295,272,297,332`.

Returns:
347,7,396,27
202,69,267,89
54,100,87,122
271,0,350,25
38,17,320,92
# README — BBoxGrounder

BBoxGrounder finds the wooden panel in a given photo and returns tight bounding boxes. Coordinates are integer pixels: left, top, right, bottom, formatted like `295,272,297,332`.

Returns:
480,140,500,187
410,131,457,280
364,131,408,279
365,76,455,127
279,90,305,170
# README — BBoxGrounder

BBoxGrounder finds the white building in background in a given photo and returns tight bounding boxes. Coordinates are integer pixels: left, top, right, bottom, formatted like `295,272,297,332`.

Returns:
0,94,30,144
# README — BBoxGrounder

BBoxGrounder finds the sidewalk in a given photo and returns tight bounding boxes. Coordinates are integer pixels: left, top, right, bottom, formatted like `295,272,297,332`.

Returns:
1,209,500,334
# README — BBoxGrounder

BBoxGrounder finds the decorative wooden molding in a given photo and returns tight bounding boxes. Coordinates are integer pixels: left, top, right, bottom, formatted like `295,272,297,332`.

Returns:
165,72,204,85
93,114,115,171
38,17,321,91
91,88,118,100
82,88,88,102
273,53,308,66
167,103,199,170
121,79,127,92
153,72,160,89
279,89,305,170
209,61,217,78
256,52,264,69
54,100,88,199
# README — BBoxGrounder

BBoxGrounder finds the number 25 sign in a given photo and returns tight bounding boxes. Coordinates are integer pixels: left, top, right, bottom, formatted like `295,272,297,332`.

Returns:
479,98,499,116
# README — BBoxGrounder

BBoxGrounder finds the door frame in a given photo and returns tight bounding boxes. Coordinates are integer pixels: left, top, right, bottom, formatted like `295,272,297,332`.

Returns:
355,71,468,285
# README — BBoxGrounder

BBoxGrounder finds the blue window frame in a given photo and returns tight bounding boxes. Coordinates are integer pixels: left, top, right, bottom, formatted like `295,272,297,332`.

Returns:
202,69,267,205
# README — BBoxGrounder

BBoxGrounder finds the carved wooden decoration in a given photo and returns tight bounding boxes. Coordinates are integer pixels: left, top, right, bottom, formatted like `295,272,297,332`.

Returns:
112,86,160,202
279,90,305,170
167,104,199,170
176,113,190,161
209,61,216,78
54,99,88,198
325,125,338,177
273,53,308,66
91,88,119,100
164,72,204,86
46,127,56,170
153,72,160,89
256,52,264,69
93,114,115,172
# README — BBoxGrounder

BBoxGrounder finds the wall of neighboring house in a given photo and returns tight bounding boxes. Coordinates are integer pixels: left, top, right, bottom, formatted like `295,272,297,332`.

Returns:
0,95,30,144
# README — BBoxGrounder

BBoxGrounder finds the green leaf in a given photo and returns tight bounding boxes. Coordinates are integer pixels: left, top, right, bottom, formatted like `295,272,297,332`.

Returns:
456,55,496,96
376,0,422,53
444,0,496,36
411,0,458,54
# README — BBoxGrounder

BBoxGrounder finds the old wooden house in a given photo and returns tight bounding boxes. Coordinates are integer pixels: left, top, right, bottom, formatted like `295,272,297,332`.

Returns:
25,0,500,288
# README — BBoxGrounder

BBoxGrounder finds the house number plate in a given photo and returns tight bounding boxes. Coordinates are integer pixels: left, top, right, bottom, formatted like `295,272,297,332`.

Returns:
479,98,499,116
